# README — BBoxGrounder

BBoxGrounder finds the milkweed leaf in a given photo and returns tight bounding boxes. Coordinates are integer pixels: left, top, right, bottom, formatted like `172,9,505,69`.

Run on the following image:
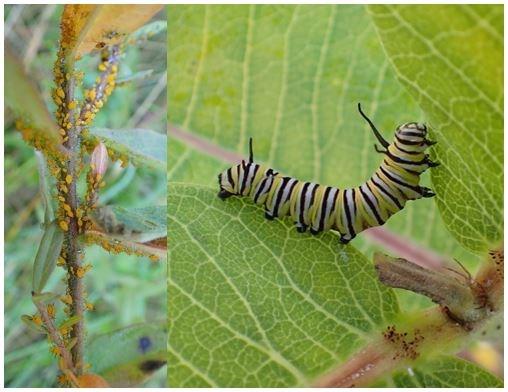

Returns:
369,5,503,253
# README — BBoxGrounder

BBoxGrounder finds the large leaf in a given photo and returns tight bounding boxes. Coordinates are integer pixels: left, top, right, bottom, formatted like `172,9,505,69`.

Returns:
61,5,163,61
168,185,399,387
86,322,167,387
369,5,503,253
390,356,502,387
168,4,474,268
5,45,60,142
89,128,167,170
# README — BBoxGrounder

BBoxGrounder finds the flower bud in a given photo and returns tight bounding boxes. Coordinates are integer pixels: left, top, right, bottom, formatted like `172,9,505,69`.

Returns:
90,142,108,179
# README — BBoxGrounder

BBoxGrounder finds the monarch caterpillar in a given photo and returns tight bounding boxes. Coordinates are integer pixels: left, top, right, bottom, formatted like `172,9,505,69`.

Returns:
217,103,439,244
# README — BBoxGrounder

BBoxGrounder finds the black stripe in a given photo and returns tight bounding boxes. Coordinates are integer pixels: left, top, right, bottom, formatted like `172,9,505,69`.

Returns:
254,177,269,203
351,188,357,214
240,164,250,195
386,150,426,166
343,190,356,237
273,177,291,217
359,186,384,225
227,168,234,189
371,176,404,209
395,134,422,146
393,141,421,155
384,158,421,176
318,187,332,231
380,166,420,192
299,182,310,225
399,131,424,137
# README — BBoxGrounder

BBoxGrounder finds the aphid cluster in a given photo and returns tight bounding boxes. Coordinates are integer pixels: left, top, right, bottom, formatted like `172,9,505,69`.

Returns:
383,325,424,361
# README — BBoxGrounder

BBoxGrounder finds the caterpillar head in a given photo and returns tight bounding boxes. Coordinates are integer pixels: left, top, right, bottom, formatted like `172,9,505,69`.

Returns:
217,138,255,200
217,166,238,199
396,122,435,151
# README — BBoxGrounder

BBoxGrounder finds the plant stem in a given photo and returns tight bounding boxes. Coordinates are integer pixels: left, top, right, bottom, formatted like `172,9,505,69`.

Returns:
64,77,85,375
33,296,74,372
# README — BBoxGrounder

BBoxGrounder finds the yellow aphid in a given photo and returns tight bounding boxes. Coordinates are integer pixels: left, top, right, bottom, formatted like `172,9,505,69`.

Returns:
31,314,43,325
56,88,65,99
57,257,66,266
65,175,72,184
58,196,65,202
96,100,103,108
86,303,94,311
98,63,107,72
149,255,159,262
66,122,72,130
63,136,69,142
88,89,96,102
66,210,74,218
59,220,69,232
61,294,72,305
99,181,106,188
47,304,56,319
60,184,68,193
59,128,66,136
68,101,77,110
50,346,60,357
54,96,62,106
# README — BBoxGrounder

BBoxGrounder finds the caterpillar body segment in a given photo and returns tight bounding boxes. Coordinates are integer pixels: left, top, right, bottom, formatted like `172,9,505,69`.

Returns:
217,104,438,244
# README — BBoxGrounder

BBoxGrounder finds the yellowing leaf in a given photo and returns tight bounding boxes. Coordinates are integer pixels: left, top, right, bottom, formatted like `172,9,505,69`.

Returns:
61,4,163,61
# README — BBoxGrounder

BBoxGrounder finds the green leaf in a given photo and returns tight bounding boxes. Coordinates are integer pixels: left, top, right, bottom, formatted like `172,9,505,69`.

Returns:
20,315,46,334
116,70,154,87
168,185,399,387
390,356,502,387
168,4,474,271
32,220,64,294
90,205,166,243
369,5,503,253
89,128,166,170
128,20,167,44
31,291,60,304
86,322,167,387
5,44,60,142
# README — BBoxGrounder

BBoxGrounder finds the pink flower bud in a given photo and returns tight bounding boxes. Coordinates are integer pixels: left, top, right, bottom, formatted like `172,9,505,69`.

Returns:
90,142,108,179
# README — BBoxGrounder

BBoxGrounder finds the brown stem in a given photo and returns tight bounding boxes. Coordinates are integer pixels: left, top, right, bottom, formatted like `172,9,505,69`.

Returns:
63,77,86,375
314,248,503,387
33,295,74,372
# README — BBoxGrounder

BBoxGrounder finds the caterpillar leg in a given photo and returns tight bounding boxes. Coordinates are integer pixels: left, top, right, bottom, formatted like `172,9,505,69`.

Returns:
339,234,355,244
419,186,436,198
295,223,307,233
424,155,440,168
425,138,437,146
309,228,321,235
265,212,275,220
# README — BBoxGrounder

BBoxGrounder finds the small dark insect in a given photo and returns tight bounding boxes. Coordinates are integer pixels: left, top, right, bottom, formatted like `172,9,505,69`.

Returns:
95,41,106,49
139,359,166,373
138,336,152,354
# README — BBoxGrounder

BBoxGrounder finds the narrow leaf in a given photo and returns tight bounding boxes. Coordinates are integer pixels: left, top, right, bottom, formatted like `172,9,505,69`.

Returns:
128,20,167,44
31,291,60,304
35,151,54,223
32,220,64,294
21,315,46,334
5,44,60,142
88,128,166,170
116,70,154,87
86,322,167,387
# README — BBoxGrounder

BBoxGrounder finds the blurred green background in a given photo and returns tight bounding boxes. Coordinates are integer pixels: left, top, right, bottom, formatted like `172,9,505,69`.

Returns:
4,5,167,387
